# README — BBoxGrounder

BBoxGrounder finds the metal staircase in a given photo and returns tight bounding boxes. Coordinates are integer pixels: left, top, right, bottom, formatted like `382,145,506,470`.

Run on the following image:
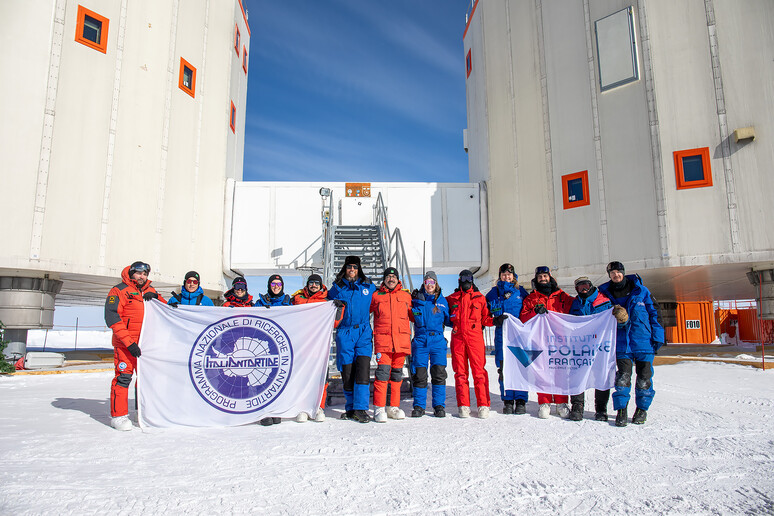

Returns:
330,226,385,281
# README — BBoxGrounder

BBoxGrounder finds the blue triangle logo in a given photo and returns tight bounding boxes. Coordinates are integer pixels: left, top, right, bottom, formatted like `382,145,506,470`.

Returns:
508,346,543,368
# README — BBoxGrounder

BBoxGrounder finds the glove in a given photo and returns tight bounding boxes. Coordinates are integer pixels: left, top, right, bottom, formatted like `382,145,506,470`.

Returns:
127,343,142,357
332,299,345,309
143,292,158,301
168,302,178,308
534,304,547,315
612,305,629,324
411,289,423,300
493,314,508,327
652,341,665,355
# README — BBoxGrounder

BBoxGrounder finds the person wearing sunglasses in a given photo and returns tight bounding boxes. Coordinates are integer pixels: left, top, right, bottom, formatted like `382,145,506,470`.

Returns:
485,263,529,415
598,261,664,427
257,274,291,307
223,276,253,307
408,271,450,418
327,255,377,423
520,265,574,419
104,261,166,431
446,269,494,419
567,276,614,421
167,271,214,307
291,274,344,423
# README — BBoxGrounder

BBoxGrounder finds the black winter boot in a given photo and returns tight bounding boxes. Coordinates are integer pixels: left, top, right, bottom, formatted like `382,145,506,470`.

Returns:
260,417,274,426
411,407,425,418
615,408,628,427
632,408,647,425
340,410,355,420
352,410,371,423
514,399,527,415
594,411,608,421
502,400,515,415
272,418,281,425
433,406,446,418
569,403,584,421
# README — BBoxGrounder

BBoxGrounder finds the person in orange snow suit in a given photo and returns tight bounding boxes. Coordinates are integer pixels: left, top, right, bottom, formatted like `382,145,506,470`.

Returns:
446,269,493,419
520,265,574,419
291,274,344,423
369,267,414,423
104,261,166,431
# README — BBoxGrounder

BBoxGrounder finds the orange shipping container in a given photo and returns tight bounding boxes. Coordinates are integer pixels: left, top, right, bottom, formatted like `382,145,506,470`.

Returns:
664,302,716,344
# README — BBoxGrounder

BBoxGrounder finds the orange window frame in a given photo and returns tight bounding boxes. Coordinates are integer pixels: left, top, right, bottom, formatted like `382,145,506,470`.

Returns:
234,24,241,57
242,46,248,73
75,5,109,53
229,101,236,133
561,170,591,209
466,49,472,78
674,147,713,189
178,58,197,98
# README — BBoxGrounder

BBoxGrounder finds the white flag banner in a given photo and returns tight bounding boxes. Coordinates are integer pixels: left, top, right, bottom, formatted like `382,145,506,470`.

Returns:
137,300,335,428
502,310,616,395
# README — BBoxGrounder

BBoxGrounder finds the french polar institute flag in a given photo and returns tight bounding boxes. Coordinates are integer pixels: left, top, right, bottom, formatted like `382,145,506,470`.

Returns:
502,310,617,395
137,300,335,428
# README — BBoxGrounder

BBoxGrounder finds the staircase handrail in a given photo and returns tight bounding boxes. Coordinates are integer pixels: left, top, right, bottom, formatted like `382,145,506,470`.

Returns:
373,192,413,291
322,191,335,285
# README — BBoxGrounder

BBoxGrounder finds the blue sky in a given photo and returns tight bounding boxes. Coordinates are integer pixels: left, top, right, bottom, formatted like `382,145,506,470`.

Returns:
241,0,471,183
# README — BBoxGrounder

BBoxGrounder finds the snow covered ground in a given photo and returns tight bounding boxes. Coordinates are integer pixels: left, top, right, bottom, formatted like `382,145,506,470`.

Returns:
1,358,773,514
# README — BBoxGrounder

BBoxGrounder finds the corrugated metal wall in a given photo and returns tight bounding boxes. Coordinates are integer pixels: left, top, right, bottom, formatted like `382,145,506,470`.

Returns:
665,302,716,344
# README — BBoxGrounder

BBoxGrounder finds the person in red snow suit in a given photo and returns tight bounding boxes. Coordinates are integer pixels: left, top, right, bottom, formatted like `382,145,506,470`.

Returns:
369,267,414,423
223,276,254,307
520,265,574,419
446,269,494,419
291,274,344,423
104,261,166,431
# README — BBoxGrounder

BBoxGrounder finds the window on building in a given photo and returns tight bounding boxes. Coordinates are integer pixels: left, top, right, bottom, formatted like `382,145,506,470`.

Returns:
230,101,236,133
75,5,109,53
242,46,248,73
595,6,638,91
674,147,712,189
178,58,197,98
561,170,591,209
466,49,472,78
234,25,240,57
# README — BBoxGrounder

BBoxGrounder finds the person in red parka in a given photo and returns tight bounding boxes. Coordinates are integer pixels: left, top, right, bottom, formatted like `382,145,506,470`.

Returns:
291,274,343,423
446,269,494,419
223,276,253,307
369,267,414,423
520,265,574,419
104,261,166,431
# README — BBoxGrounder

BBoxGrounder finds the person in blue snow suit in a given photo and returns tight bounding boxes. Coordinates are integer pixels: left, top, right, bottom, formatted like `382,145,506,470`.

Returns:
327,255,377,424
567,276,616,422
409,271,451,418
485,263,529,415
256,274,292,307
598,261,665,427
167,271,215,307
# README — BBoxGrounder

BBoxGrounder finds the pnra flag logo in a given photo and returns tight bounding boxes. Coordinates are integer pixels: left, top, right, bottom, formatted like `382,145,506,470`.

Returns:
138,300,335,428
502,310,616,395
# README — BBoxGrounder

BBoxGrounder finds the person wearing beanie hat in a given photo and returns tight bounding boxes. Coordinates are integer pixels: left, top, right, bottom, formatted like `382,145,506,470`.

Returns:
223,276,253,307
256,274,291,307
168,271,215,307
328,255,377,423
520,266,574,419
485,263,529,415
567,277,613,421
369,267,414,422
104,261,166,431
445,269,494,419
598,261,665,427
408,270,450,418
291,274,340,424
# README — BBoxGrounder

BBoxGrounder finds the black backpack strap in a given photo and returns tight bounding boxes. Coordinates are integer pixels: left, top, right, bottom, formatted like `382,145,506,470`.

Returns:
196,293,204,305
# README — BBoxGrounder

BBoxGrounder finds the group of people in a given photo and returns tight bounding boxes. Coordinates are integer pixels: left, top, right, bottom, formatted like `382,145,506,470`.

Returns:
104,256,664,431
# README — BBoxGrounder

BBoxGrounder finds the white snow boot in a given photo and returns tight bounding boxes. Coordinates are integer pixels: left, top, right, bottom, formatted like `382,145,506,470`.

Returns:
537,403,551,419
478,406,490,419
374,406,388,423
556,403,570,419
295,412,309,423
458,406,471,418
111,415,132,431
386,406,405,420
314,408,326,422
